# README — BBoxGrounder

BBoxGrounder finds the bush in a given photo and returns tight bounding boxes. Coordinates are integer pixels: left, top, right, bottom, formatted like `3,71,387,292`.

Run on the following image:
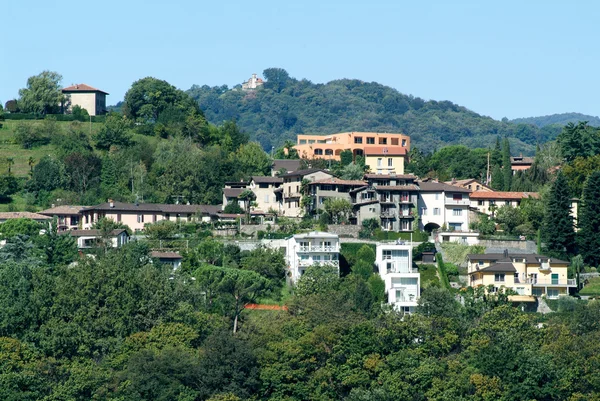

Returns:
413,241,436,261
436,253,451,290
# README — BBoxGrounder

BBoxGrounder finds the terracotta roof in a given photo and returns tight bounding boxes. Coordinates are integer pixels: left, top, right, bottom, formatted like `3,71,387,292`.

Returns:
364,173,416,180
0,212,52,220
363,146,408,156
151,251,183,259
469,191,539,200
310,178,366,186
252,176,283,184
83,202,220,215
349,185,368,193
39,205,85,215
280,168,330,178
272,159,302,173
223,188,245,198
417,181,471,193
511,156,534,165
62,84,109,94
68,229,127,237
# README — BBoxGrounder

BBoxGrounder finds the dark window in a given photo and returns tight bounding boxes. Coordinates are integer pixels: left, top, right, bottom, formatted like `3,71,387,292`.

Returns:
367,137,375,144
354,137,363,144
379,137,387,145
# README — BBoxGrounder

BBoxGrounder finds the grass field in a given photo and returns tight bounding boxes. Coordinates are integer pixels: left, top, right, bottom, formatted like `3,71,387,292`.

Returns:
579,277,600,296
419,263,440,287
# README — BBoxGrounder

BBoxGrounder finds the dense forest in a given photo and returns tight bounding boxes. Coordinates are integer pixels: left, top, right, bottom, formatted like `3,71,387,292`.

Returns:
511,112,600,128
187,68,562,155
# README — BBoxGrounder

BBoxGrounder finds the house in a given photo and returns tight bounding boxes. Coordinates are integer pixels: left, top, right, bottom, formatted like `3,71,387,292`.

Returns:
81,201,220,232
376,243,420,314
248,176,283,214
222,182,249,211
272,159,302,176
511,156,534,173
69,229,129,249
417,181,471,232
308,178,366,217
467,251,576,299
39,205,84,231
280,169,333,217
445,178,493,192
62,84,108,116
0,212,52,224
285,231,340,283
294,132,410,161
470,191,539,215
151,251,183,270
364,146,408,175
241,73,264,91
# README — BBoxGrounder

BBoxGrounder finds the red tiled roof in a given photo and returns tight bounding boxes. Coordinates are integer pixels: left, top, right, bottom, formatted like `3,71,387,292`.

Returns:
469,191,539,200
62,84,109,94
310,178,366,186
363,146,408,156
364,173,416,180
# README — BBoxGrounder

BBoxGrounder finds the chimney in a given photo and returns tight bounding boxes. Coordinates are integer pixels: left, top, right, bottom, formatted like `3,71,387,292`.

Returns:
452,178,456,184
51,204,55,208
108,199,114,208
503,249,509,258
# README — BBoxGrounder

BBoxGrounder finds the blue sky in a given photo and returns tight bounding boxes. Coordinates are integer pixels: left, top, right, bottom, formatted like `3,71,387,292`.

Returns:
1,0,598,120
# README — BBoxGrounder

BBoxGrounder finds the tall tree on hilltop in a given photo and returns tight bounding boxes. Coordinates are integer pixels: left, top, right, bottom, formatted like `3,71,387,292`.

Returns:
543,171,575,258
262,68,290,93
578,171,600,266
502,137,512,191
18,71,66,115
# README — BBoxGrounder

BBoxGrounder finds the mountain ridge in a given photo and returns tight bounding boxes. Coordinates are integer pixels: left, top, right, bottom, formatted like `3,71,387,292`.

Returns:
510,112,600,128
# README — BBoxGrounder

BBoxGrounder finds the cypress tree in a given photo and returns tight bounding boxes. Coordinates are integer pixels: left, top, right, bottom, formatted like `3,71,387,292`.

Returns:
543,171,575,258
578,171,600,266
502,137,512,191
491,165,504,190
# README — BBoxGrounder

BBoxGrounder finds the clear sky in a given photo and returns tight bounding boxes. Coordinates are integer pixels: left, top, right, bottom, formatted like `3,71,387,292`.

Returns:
1,0,598,120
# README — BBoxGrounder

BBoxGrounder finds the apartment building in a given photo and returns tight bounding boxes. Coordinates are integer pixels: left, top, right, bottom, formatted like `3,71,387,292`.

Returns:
279,169,333,218
294,132,410,161
376,243,420,314
285,231,340,283
417,181,471,232
308,178,366,216
470,191,539,215
248,176,283,213
467,251,575,299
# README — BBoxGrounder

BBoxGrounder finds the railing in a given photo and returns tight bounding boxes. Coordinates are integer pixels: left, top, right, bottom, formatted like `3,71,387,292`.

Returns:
298,260,340,267
524,278,575,286
398,213,414,218
380,210,396,218
445,199,470,206
298,245,339,252
380,197,393,203
286,192,303,198
386,267,418,274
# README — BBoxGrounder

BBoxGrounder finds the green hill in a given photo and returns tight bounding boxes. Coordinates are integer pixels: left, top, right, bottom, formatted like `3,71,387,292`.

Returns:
187,69,561,155
510,112,600,128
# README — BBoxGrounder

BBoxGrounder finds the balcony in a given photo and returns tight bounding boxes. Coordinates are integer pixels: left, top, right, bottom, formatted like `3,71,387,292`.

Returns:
398,213,414,219
445,199,470,206
379,197,394,204
539,263,551,272
298,259,340,267
298,245,339,253
380,210,396,218
286,192,303,199
386,267,418,274
524,278,576,286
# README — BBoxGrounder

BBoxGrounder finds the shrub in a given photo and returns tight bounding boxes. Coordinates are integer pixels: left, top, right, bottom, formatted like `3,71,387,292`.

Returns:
413,241,436,260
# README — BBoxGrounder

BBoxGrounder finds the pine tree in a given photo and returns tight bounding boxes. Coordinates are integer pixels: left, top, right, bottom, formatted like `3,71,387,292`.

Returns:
543,171,575,258
100,156,118,199
492,136,502,166
502,137,512,191
578,171,600,266
491,165,504,190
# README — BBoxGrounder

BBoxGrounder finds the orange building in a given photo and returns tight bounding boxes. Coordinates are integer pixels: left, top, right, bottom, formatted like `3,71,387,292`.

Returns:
294,132,410,161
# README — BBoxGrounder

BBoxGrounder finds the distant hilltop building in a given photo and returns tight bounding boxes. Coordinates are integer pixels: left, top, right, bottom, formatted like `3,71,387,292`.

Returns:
62,84,109,116
242,73,264,91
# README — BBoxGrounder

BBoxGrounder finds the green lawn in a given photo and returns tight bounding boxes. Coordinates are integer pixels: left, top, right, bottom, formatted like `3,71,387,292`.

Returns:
419,263,440,287
255,285,292,306
579,277,600,296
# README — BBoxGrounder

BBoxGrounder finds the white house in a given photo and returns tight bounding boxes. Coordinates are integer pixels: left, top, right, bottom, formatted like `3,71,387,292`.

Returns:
376,243,420,314
417,181,471,232
68,229,129,249
285,231,340,283
151,251,183,270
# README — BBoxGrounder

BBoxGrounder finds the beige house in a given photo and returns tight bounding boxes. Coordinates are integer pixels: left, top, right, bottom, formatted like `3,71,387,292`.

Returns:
62,84,108,116
39,205,84,231
511,156,534,173
467,252,575,299
445,178,493,192
241,73,264,91
81,201,220,231
364,146,408,175
249,176,283,213
470,191,539,215
280,169,333,218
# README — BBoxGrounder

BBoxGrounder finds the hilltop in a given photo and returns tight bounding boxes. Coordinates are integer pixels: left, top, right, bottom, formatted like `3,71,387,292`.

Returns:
510,112,600,128
187,69,563,155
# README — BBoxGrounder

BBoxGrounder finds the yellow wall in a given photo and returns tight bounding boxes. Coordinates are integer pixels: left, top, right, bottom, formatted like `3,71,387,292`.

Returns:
365,155,405,174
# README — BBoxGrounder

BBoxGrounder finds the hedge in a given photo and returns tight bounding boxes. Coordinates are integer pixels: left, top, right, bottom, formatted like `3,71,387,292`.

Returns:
436,253,451,290
3,113,106,123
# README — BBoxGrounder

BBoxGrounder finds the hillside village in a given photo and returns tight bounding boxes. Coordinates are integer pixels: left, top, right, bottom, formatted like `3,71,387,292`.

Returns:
0,70,600,399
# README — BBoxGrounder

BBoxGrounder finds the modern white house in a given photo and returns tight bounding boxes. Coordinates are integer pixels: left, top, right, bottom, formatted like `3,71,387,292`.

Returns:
284,231,340,283
376,243,420,314
68,229,129,249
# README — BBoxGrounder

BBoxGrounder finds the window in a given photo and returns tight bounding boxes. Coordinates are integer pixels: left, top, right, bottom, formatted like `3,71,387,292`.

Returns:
435,193,439,200
117,214,121,222
453,193,462,200
452,209,462,216
505,200,510,206
71,216,79,225
532,288,543,297
314,149,323,155
489,200,496,205
137,214,144,223
264,195,269,203
354,137,363,144
402,139,407,147
313,255,322,262
421,208,427,216
494,274,505,282
514,273,520,282
325,149,333,156
478,200,484,206
391,138,399,145
478,260,484,266
153,214,157,222
547,289,559,298
308,139,315,144
433,208,440,215
300,254,309,261
367,137,375,144
299,139,307,144
551,273,559,285
388,158,393,167
377,158,382,167
379,137,387,145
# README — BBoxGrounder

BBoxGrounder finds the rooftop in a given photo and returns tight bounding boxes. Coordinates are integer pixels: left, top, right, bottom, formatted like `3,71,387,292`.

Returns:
62,84,109,94
467,253,568,264
280,168,328,178
469,191,539,200
151,251,183,259
364,173,417,180
293,231,339,239
310,178,366,186
252,176,283,184
83,202,220,215
417,181,472,193
272,159,302,173
39,205,86,215
0,212,52,220
363,146,408,156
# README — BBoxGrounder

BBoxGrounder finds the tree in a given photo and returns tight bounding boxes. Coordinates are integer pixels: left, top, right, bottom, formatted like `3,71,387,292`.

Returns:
70,105,89,120
235,142,271,177
578,171,600,266
502,137,512,191
495,205,524,235
294,264,339,297
340,163,364,180
358,218,380,239
0,175,18,199
18,71,66,115
240,247,286,289
490,164,504,190
223,201,243,214
94,113,131,150
27,156,65,192
557,122,600,162
238,189,255,223
4,99,18,113
471,213,496,235
263,68,290,93
340,150,353,166
543,171,575,257
0,218,41,239
323,198,353,224
144,220,178,240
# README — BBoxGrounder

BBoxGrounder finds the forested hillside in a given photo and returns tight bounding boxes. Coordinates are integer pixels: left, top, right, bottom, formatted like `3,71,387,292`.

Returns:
187,68,561,155
511,112,600,128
